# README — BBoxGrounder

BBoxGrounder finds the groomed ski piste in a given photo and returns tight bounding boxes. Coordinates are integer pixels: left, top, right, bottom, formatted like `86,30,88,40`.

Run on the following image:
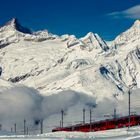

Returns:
1,126,140,140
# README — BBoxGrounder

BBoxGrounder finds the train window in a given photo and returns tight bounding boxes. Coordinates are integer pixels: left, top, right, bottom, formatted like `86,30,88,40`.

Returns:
118,119,124,124
81,126,83,129
93,123,99,127
93,124,96,127
100,122,106,127
131,116,138,121
75,126,80,130
123,118,128,123
109,120,115,125
133,116,138,121
79,124,89,130
135,117,140,121
131,116,134,121
85,124,89,128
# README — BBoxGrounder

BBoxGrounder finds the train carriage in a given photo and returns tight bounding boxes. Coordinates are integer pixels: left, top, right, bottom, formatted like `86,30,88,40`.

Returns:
52,115,140,132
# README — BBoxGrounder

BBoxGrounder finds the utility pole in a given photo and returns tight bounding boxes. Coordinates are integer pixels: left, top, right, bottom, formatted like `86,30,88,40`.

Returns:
0,124,2,131
114,108,116,119
26,127,28,135
128,89,131,129
126,84,135,130
24,119,26,135
90,109,92,132
60,121,61,128
14,123,16,134
40,120,43,134
83,108,85,124
114,108,117,129
61,110,64,128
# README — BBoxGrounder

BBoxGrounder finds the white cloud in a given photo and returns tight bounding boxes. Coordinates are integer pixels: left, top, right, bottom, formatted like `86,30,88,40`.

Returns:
0,86,96,131
108,5,140,19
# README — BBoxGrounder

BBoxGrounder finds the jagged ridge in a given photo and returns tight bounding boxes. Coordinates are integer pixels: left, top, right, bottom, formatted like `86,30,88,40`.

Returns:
5,18,32,34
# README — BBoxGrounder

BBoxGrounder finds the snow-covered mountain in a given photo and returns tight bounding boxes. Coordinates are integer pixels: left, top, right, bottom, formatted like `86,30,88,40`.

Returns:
1,18,140,95
0,18,140,132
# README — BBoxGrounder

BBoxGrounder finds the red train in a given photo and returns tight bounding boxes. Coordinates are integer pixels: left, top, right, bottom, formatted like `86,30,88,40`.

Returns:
52,115,140,132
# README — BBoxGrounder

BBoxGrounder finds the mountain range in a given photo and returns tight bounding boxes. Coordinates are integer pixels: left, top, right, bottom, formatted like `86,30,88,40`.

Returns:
1,18,140,94
0,18,140,130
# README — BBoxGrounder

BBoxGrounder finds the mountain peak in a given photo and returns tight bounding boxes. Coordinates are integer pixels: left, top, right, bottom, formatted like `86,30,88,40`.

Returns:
80,32,109,51
114,20,140,46
6,18,18,27
133,19,140,26
83,32,98,39
131,19,140,30
4,18,32,34
86,32,94,36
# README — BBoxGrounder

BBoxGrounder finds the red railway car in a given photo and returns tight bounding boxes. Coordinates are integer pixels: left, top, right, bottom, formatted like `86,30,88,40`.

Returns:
52,115,140,132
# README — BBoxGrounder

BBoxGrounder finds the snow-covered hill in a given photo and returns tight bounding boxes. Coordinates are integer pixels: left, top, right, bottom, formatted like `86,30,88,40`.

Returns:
0,18,140,133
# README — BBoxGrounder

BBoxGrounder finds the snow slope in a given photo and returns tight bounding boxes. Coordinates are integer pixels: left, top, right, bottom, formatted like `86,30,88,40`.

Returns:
1,126,140,140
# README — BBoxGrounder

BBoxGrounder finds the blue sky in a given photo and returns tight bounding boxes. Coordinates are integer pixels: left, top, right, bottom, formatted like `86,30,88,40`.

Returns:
0,0,140,40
